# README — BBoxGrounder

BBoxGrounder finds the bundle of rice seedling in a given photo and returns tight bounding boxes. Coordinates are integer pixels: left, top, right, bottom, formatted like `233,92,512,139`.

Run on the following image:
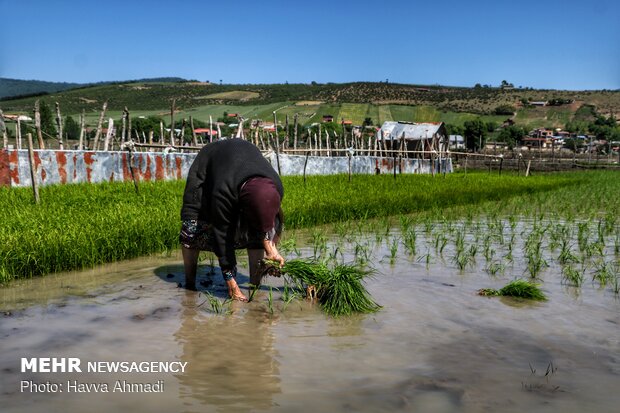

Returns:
478,279,547,301
262,259,381,316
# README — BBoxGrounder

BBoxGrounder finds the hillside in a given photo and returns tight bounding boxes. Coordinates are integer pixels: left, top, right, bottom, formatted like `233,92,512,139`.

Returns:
0,78,82,99
1,80,618,130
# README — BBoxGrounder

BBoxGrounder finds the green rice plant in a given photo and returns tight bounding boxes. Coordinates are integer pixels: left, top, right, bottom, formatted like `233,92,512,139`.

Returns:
478,279,547,301
453,251,472,271
248,283,260,302
199,291,232,315
561,265,584,287
354,242,371,266
468,244,478,260
273,259,381,317
483,245,495,262
526,252,548,279
417,250,433,269
3,171,620,283
583,241,605,259
279,237,300,257
558,240,579,264
388,237,399,264
402,229,417,256
577,222,590,252
311,229,328,259
399,215,414,233
328,245,344,265
485,261,506,277
267,286,276,315
592,261,613,288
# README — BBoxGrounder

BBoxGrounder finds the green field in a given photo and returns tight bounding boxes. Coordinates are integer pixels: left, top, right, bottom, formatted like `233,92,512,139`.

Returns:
3,80,618,133
2,170,618,283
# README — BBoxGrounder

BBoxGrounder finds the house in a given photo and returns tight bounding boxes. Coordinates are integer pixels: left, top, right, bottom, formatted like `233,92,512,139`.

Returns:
322,115,334,123
377,121,448,156
227,113,238,118
341,119,353,126
448,134,465,150
522,137,552,149
530,101,548,107
529,128,554,139
194,128,218,139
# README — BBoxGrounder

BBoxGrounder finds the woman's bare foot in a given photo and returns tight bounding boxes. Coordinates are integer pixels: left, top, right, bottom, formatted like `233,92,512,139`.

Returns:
226,279,248,302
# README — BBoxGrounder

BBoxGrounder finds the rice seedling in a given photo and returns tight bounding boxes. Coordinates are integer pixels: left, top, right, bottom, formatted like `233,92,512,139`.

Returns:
453,251,472,271
399,215,414,233
279,237,301,257
468,244,478,261
485,261,506,277
267,286,276,315
592,262,613,288
577,222,590,252
478,279,547,301
561,265,584,287
199,291,232,315
311,229,328,259
402,229,417,256
263,259,381,317
558,240,579,265
351,242,368,266
388,237,399,264
3,170,620,283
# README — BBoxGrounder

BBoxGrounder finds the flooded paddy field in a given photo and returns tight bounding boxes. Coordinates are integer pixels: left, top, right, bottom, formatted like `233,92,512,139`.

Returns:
1,217,619,413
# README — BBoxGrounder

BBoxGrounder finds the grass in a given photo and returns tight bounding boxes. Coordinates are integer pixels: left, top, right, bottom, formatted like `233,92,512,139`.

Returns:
272,259,381,317
1,171,619,283
478,279,547,301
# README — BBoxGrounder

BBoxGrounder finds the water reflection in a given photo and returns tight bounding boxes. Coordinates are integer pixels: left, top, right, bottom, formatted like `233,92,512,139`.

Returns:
174,293,281,412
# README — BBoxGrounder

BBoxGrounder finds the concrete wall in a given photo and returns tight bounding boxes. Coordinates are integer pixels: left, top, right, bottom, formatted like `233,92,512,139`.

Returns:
265,152,453,176
0,149,195,187
0,149,452,187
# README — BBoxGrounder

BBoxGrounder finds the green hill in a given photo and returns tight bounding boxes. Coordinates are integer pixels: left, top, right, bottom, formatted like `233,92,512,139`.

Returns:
1,79,618,131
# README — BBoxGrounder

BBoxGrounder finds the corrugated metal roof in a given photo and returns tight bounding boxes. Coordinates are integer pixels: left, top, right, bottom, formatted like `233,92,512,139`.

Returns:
378,121,443,141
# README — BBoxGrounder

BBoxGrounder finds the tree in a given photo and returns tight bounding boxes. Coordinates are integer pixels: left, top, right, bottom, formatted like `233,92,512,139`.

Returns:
363,117,373,126
497,125,527,149
463,118,487,151
64,116,80,140
445,124,464,136
39,101,56,139
494,104,516,115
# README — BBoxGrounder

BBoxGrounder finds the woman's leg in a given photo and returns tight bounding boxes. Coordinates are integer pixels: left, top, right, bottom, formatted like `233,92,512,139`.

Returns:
247,248,265,286
182,246,200,290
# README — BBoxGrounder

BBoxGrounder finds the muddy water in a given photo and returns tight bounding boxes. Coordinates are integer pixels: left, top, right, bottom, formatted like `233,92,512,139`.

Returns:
1,224,620,413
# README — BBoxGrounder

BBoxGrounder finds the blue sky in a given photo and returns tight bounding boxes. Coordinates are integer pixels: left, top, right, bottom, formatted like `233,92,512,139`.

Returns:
1,0,618,90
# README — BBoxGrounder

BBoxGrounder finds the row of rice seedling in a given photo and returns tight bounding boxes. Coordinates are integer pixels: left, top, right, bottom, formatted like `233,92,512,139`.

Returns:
1,171,618,284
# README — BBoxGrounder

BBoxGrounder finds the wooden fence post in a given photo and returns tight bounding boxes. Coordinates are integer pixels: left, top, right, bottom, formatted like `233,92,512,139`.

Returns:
293,113,298,150
16,119,22,150
33,101,45,149
78,109,85,150
103,118,114,151
0,109,7,149
55,102,63,150
209,115,213,143
170,99,176,146
92,101,107,151
26,133,40,204
190,116,197,147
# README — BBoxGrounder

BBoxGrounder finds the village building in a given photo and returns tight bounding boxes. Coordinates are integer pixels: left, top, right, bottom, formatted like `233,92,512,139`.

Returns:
377,121,448,157
448,134,465,150
322,115,334,123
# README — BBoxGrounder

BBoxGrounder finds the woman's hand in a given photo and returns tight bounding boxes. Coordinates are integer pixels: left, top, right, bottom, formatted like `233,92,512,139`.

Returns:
263,239,285,267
